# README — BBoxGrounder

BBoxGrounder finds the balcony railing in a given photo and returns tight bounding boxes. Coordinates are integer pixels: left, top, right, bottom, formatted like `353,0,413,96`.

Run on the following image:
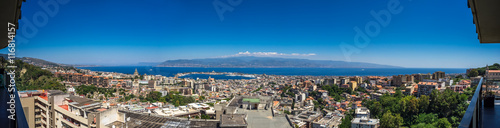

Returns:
459,77,483,128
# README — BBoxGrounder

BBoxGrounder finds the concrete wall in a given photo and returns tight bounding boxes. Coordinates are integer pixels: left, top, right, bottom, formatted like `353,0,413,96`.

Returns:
20,97,35,128
98,107,119,128
51,94,69,106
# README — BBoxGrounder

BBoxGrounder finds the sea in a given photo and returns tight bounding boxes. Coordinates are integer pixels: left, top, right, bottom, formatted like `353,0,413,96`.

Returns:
77,66,467,80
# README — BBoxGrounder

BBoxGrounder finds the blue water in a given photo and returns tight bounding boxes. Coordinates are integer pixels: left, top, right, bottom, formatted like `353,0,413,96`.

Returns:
77,66,466,78
178,74,254,80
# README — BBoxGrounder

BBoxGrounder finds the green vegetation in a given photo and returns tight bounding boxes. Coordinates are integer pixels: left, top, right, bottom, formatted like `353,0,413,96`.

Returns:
313,98,324,110
252,86,262,93
142,91,195,107
118,94,136,102
356,87,368,93
5,60,66,91
339,109,354,128
206,103,214,107
144,91,163,102
364,89,469,127
199,96,205,101
200,114,211,119
380,110,403,128
281,85,295,97
192,114,211,119
284,110,291,114
319,84,352,101
75,85,117,98
467,63,500,77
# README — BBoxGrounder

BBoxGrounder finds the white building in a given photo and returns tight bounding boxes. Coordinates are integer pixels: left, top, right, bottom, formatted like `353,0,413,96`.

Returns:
351,117,379,128
355,107,370,118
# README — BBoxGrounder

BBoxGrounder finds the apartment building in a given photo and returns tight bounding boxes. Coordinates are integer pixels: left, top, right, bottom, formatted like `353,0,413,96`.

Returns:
417,82,445,97
322,78,336,86
349,81,358,91
391,75,414,87
355,107,370,119
292,111,323,128
432,71,445,80
351,117,379,128
412,73,433,81
350,76,363,84
486,69,500,81
54,72,110,87
19,90,123,128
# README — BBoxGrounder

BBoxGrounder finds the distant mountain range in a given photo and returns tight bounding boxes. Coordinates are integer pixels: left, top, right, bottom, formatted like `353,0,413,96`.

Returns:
0,54,68,67
0,54,401,68
157,56,402,68
0,54,96,67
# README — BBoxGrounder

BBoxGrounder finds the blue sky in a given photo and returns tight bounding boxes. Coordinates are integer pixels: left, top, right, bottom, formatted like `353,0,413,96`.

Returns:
2,0,499,68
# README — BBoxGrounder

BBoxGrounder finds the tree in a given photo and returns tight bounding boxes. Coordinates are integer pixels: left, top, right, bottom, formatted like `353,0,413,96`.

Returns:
201,114,211,119
415,113,438,124
145,91,162,102
368,101,383,119
401,96,419,125
435,118,451,128
380,110,403,128
175,100,180,107
394,90,403,99
411,123,436,128
339,110,354,128
467,69,479,77
418,95,430,113
159,96,166,103
284,110,291,114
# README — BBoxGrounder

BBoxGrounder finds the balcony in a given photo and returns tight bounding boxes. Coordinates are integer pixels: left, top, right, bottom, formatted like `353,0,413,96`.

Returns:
54,105,88,125
37,96,49,104
61,118,80,128
40,112,47,118
459,77,500,128
35,103,47,111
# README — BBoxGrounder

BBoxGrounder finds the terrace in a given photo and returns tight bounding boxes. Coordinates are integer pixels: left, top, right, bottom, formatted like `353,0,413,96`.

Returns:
459,77,500,128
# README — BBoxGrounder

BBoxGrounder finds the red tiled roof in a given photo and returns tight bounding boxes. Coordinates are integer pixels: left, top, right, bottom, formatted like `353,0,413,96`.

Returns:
146,106,158,109
488,70,500,73
39,96,48,101
97,108,107,112
59,105,69,111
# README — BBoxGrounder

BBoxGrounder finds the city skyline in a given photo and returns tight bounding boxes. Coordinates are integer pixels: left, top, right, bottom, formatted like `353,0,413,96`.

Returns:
2,0,500,68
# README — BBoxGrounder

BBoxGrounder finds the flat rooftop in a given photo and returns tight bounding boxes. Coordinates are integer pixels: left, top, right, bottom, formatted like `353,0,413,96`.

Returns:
119,110,218,128
351,117,379,125
67,95,100,108
220,114,247,127
242,98,260,103
243,109,291,128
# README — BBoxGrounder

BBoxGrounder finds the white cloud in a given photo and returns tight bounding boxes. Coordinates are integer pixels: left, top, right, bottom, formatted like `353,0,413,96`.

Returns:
220,51,317,58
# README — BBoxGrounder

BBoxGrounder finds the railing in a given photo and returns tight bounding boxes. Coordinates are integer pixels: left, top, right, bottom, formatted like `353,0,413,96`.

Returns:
459,77,483,128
